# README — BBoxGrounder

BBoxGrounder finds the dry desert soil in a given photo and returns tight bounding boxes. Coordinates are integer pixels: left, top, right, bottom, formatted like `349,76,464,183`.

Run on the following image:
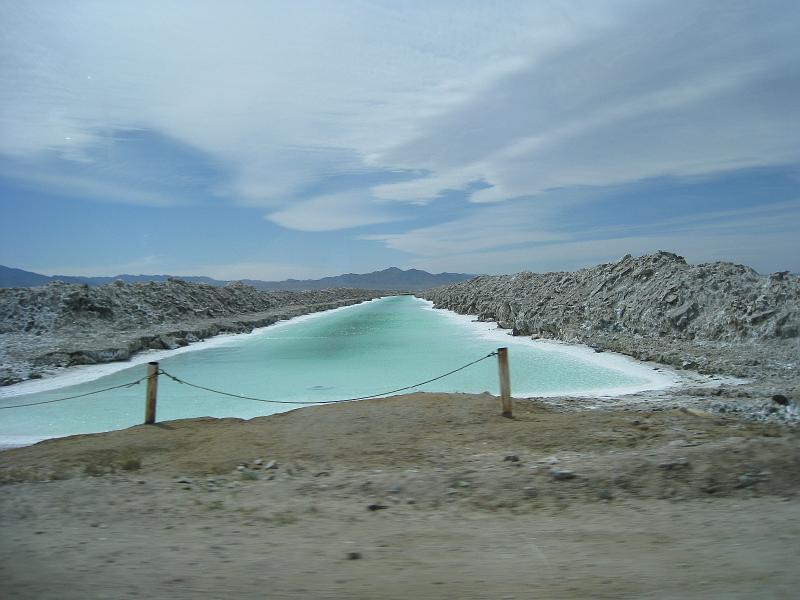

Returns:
1,392,799,599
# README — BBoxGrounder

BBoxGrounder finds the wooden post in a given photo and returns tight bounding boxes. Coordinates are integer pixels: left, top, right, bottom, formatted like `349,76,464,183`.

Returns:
145,361,159,425
497,347,512,418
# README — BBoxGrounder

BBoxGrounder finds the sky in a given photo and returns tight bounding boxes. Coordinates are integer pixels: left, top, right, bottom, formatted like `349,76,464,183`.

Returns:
1,0,799,279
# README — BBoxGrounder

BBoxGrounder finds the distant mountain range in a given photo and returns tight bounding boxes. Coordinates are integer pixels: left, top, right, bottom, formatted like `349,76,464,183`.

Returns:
0,265,475,291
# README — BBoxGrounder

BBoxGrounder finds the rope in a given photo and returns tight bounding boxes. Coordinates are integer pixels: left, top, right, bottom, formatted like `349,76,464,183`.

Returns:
0,375,151,410
0,351,497,411
158,351,497,405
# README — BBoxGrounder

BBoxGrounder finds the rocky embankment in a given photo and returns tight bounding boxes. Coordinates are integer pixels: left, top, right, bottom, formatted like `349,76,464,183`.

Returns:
422,252,800,421
0,280,383,385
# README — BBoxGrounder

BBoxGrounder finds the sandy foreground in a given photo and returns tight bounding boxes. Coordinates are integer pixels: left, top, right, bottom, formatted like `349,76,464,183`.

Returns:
1,392,799,599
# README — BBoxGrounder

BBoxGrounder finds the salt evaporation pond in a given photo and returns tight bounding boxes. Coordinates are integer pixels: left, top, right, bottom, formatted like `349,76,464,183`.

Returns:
0,295,673,446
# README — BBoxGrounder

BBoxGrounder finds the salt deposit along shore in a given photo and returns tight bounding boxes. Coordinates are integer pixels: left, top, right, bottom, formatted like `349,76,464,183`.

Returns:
1,252,798,598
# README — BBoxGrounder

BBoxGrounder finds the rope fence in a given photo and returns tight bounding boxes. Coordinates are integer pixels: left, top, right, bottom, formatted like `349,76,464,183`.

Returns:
0,375,151,411
158,351,497,405
0,348,514,419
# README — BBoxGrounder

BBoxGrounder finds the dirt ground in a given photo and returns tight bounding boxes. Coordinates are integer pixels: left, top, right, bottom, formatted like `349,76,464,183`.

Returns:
2,392,799,599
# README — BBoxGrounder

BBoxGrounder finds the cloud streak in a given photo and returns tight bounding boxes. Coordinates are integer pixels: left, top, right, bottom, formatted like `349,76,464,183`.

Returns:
267,193,401,232
376,197,800,275
372,1,800,205
0,2,593,210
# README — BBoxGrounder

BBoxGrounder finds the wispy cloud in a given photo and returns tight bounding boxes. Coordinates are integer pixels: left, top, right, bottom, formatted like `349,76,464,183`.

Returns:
362,201,567,255
382,198,800,274
267,193,401,232
4,1,796,214
0,167,183,207
0,1,635,220
404,229,800,276
373,1,800,205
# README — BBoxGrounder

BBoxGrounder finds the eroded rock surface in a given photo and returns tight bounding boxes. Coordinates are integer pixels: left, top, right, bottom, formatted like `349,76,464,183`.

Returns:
422,252,799,417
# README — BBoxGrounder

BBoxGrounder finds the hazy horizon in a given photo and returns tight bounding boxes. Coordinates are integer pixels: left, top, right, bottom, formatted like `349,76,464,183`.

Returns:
2,262,476,281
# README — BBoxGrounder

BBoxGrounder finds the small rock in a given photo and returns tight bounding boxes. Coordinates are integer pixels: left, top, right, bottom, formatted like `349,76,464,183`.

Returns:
367,504,388,511
736,474,757,488
550,468,576,480
253,459,264,466
176,478,193,484
658,458,690,470
503,455,520,462
772,394,789,406
264,460,278,470
239,469,259,481
523,486,538,498
347,552,362,560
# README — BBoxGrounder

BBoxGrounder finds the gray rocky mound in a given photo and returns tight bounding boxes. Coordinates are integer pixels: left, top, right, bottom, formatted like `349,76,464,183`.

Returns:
422,252,799,411
0,279,382,385
425,252,798,344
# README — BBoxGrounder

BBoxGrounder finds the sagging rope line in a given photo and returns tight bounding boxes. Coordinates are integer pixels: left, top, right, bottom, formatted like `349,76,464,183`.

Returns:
0,375,151,410
159,351,498,405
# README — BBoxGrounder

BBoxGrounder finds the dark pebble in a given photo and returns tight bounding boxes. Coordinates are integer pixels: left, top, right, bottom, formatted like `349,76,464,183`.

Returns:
772,394,789,406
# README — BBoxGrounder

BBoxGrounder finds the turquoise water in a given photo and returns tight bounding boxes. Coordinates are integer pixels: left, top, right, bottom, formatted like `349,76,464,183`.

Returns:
0,296,657,444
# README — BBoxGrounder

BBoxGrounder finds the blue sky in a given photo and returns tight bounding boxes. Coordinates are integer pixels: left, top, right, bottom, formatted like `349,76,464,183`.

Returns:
1,0,798,279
